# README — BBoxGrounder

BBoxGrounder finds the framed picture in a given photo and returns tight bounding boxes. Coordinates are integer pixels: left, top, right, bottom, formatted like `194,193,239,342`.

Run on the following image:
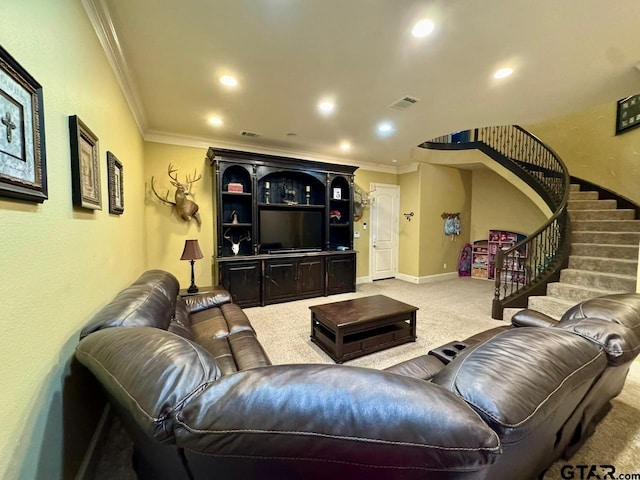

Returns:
615,94,640,135
69,115,101,210
107,151,124,214
332,187,342,200
0,45,47,203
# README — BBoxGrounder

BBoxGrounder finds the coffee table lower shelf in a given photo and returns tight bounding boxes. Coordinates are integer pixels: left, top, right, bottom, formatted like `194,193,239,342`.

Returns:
311,321,414,363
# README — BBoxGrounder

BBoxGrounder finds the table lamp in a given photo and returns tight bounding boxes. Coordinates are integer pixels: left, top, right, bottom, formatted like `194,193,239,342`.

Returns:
180,239,204,293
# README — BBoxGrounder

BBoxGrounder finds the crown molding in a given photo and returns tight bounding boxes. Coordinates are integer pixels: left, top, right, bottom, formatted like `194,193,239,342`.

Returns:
82,0,147,134
144,130,401,174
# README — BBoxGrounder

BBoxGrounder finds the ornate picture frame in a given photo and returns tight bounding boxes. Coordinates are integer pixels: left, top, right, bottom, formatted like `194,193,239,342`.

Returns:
107,151,124,214
0,45,47,203
69,115,101,210
615,94,640,135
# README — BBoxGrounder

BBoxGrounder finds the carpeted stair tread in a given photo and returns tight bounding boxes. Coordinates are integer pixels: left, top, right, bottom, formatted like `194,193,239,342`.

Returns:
569,191,599,200
569,209,636,220
546,282,625,303
560,268,636,292
571,231,640,245
570,243,639,259
527,296,576,320
568,199,617,210
568,255,638,276
571,219,640,232
569,184,581,192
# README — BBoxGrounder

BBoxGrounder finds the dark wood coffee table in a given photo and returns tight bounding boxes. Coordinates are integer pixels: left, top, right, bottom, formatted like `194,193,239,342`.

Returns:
309,295,418,363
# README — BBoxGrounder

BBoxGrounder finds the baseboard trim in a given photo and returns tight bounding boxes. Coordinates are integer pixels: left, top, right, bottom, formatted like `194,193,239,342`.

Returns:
396,272,458,284
356,276,372,284
75,403,112,480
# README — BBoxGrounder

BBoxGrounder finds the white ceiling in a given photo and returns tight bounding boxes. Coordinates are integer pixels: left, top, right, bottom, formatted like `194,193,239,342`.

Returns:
88,0,640,170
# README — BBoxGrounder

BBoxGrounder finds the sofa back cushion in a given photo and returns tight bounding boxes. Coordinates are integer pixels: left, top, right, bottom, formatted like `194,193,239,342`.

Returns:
559,317,640,365
76,327,221,442
432,328,606,443
80,270,179,338
560,293,640,339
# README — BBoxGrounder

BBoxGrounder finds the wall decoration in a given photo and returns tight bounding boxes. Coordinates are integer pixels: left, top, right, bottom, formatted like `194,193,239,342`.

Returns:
615,94,640,135
69,115,101,210
0,45,47,203
151,163,202,225
107,151,124,214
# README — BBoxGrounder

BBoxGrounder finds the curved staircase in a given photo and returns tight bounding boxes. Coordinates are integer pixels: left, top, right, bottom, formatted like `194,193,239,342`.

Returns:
505,183,639,320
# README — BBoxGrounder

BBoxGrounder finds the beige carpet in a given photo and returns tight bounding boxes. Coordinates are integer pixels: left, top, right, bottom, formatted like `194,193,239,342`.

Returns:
245,277,640,479
95,277,640,479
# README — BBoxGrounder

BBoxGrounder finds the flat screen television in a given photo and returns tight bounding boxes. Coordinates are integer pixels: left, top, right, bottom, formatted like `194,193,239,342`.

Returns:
259,209,323,252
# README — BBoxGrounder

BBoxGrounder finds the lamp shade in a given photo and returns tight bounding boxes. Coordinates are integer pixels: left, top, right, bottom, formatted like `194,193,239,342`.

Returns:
180,239,204,261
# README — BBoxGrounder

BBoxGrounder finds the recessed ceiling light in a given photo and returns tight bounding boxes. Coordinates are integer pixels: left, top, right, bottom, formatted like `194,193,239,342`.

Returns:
318,100,335,115
208,116,223,126
412,19,435,38
392,159,398,163
340,141,351,151
219,75,238,87
377,122,394,135
493,68,513,79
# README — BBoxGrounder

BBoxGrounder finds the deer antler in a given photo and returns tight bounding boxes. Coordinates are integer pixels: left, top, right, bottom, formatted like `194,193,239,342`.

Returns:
150,176,176,206
238,231,251,243
167,163,182,187
185,169,202,186
223,229,232,242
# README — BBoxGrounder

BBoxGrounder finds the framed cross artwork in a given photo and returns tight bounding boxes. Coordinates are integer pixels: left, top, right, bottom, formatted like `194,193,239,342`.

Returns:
0,45,47,203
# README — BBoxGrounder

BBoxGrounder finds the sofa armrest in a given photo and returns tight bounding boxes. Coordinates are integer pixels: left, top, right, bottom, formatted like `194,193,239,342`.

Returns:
184,288,232,314
175,365,500,477
511,309,559,328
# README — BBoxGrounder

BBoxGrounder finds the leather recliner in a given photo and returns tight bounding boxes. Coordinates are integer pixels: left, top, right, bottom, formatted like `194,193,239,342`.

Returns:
75,270,640,479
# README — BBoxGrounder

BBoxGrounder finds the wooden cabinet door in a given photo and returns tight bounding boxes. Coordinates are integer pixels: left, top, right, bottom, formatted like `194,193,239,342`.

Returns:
326,254,356,295
297,258,325,298
264,258,297,304
219,260,261,307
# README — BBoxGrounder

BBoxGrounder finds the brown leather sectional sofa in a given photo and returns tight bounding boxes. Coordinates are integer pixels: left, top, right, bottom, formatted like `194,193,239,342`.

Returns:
76,270,640,479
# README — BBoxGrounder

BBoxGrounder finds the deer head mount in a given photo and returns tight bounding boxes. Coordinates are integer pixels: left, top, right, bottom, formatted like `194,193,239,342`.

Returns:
224,229,251,255
151,163,202,226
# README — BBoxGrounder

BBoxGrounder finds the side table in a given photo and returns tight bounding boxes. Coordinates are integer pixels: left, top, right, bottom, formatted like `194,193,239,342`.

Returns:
179,286,223,298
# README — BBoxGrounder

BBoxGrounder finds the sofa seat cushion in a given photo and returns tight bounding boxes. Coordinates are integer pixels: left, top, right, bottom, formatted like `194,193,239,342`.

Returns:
191,303,255,340
432,328,607,443
197,331,272,375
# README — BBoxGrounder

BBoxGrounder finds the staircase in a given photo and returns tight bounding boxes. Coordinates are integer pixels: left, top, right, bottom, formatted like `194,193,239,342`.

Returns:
505,184,639,320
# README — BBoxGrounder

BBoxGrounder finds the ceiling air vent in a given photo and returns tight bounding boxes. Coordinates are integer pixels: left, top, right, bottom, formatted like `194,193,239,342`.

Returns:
388,95,420,111
240,130,262,138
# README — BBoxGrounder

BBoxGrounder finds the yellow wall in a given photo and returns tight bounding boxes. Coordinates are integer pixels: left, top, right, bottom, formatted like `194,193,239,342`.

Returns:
398,170,422,277
144,142,213,288
0,1,146,478
527,102,640,204
471,169,548,242
417,164,472,277
353,169,398,278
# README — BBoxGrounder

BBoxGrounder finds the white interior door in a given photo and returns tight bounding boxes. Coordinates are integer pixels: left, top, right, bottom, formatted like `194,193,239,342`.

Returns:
369,184,399,280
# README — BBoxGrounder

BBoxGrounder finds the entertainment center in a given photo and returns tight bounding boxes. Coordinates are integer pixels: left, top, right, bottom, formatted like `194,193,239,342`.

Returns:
207,148,357,307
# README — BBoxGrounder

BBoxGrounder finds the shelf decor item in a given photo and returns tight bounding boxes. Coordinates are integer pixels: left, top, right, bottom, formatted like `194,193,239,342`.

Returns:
616,94,640,135
0,45,48,203
332,187,342,200
180,239,204,294
107,151,124,215
69,115,101,210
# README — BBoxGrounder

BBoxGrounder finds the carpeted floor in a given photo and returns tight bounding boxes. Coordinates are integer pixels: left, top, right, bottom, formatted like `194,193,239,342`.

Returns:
94,277,640,479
